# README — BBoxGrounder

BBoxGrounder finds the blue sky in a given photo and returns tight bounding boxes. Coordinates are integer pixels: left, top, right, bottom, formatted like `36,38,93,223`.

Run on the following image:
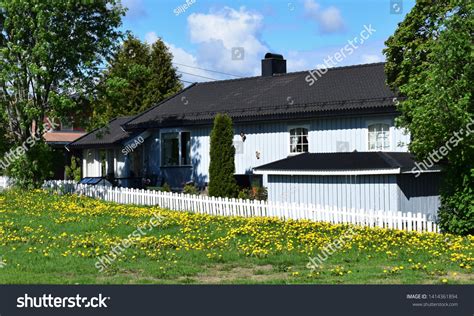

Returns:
121,0,415,83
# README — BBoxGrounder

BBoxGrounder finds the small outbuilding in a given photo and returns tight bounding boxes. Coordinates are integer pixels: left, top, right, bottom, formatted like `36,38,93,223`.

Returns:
254,152,441,217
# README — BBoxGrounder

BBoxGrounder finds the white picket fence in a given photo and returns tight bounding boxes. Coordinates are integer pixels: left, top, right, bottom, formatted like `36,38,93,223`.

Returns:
43,180,440,233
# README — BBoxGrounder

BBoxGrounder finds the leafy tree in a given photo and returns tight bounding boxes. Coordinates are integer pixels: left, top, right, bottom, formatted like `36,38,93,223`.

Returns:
0,0,124,187
384,0,473,234
65,156,82,182
208,114,238,198
92,34,182,127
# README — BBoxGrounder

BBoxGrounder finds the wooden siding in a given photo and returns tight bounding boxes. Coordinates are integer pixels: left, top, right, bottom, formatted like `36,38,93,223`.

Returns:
130,114,411,187
397,173,441,216
266,174,399,212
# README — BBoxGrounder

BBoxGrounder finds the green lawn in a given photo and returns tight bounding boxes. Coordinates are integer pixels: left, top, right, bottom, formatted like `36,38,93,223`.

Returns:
0,189,472,284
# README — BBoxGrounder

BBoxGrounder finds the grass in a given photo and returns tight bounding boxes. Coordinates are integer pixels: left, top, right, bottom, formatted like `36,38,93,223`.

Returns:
0,189,472,284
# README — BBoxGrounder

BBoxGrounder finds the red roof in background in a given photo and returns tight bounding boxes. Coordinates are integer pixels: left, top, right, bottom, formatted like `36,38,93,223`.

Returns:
44,131,86,144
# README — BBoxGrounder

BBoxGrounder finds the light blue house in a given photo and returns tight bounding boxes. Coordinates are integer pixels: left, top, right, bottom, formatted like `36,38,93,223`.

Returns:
68,54,441,216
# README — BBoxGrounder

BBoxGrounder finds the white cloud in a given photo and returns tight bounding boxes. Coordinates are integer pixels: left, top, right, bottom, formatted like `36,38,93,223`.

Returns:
303,0,345,33
187,7,268,76
122,0,147,20
145,7,269,82
144,31,158,45
145,31,224,84
361,54,383,64
286,40,386,72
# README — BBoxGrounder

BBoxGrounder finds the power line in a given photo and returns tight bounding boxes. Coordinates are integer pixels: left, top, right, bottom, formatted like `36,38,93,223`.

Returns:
173,62,243,78
180,79,195,84
176,70,219,81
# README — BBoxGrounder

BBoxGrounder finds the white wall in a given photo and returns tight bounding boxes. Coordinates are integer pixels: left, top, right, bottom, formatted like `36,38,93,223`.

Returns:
91,114,411,186
184,114,410,183
267,174,399,212
82,149,100,177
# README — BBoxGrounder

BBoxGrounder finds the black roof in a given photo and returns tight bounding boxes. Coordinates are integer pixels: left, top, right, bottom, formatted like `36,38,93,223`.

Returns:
254,152,436,173
68,116,141,148
124,62,396,129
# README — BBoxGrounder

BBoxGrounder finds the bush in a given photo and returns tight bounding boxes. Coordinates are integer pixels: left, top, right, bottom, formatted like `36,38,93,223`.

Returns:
65,156,82,182
208,114,238,198
238,186,268,201
238,188,251,200
160,183,171,192
251,186,268,201
437,166,473,235
6,142,54,189
183,184,199,195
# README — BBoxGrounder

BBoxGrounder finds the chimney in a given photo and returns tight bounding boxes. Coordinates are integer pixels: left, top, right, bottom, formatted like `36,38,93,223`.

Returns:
261,53,287,77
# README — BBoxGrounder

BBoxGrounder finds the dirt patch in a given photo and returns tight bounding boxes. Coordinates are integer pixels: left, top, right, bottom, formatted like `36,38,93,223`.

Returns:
443,271,473,283
181,264,289,284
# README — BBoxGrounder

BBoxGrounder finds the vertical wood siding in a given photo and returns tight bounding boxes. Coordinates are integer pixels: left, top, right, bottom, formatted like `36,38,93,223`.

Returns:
267,174,399,212
141,114,410,187
397,173,441,216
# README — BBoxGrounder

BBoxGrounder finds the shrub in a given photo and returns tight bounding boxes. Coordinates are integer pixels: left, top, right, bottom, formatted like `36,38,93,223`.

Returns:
183,184,199,195
160,183,171,192
238,186,268,201
65,156,82,182
208,114,238,198
6,142,54,189
251,186,268,201
238,188,251,200
437,166,474,235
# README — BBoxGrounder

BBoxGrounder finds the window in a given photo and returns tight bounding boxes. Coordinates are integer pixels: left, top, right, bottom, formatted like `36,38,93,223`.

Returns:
86,150,94,176
130,146,144,177
99,150,107,177
289,127,309,153
368,123,390,151
161,131,191,166
60,118,73,131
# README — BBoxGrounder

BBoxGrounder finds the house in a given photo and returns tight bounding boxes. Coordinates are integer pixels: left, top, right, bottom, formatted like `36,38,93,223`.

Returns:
68,53,441,216
43,117,86,179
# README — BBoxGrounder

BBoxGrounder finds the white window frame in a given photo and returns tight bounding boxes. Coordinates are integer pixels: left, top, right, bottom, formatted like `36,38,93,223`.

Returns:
160,129,191,167
366,119,392,151
288,124,310,155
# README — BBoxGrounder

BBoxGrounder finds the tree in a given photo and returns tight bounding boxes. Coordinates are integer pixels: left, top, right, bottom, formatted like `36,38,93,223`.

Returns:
384,0,473,234
65,156,82,182
208,114,238,198
91,34,182,127
0,0,124,187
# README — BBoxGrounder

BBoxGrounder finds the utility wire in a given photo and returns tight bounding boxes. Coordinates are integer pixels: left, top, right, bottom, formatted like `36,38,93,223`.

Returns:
176,70,219,81
179,79,195,84
173,62,243,78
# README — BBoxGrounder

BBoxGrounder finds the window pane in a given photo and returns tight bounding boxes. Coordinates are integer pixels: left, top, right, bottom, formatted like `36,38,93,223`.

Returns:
161,133,179,166
289,128,309,153
368,124,390,151
181,132,191,165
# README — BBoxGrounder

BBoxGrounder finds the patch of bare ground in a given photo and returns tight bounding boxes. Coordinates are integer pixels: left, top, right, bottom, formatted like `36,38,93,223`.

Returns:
180,264,289,284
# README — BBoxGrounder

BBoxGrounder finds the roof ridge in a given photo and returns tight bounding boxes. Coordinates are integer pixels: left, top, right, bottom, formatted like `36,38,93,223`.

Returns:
191,62,386,86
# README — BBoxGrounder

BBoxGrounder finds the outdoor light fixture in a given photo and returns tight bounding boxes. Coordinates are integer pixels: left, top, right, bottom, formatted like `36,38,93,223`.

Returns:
256,151,260,159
